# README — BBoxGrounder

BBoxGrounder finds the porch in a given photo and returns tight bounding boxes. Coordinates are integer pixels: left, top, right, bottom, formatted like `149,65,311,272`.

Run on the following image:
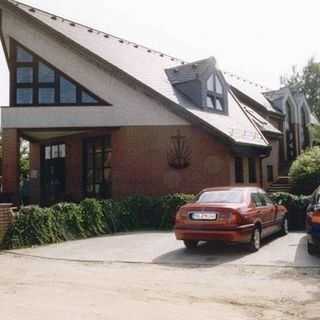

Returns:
2,127,115,205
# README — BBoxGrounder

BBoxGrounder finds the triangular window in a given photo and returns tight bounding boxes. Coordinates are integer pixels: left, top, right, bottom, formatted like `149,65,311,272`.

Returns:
11,41,110,106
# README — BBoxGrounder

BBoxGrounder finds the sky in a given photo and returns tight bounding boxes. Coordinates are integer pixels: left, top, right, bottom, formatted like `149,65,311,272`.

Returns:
1,0,320,106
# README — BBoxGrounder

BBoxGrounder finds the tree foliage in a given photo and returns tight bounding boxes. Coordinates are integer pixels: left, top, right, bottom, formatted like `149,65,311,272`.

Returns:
281,58,320,120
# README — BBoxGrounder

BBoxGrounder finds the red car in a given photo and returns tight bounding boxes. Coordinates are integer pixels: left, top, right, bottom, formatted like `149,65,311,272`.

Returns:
175,187,288,251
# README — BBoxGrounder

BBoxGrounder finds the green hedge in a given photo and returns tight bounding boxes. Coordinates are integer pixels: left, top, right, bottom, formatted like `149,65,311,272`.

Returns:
2,194,194,249
270,192,311,230
289,147,320,195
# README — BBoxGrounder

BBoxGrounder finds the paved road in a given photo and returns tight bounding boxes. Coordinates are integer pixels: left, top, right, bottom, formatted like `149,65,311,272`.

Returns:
8,231,320,267
1,232,320,320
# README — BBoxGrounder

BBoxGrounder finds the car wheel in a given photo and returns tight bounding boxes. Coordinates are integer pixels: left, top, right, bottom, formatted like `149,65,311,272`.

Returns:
248,227,261,252
280,215,289,236
307,241,318,256
183,240,199,249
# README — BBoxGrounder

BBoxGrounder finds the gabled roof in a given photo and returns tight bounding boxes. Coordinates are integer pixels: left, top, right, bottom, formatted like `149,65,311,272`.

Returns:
1,0,270,148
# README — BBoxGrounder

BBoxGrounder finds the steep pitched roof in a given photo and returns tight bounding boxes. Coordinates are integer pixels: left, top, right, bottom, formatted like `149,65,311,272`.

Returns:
2,0,269,148
224,72,279,114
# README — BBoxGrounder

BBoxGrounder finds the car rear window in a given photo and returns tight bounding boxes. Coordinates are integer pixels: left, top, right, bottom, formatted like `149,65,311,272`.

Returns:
196,190,244,204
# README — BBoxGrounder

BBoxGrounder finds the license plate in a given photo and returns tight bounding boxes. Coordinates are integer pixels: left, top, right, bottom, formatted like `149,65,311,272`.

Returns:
190,212,217,221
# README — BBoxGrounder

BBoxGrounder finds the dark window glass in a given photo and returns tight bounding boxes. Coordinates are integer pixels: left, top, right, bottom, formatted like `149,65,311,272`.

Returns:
16,46,33,62
267,165,273,182
235,157,244,183
16,67,33,83
39,88,55,104
251,193,263,207
13,42,106,107
16,88,33,105
84,136,112,198
81,91,98,104
206,72,226,112
39,63,55,83
60,77,76,103
248,158,257,183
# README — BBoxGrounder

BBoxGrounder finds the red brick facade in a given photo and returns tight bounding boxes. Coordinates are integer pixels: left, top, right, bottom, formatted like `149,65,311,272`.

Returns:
2,129,20,203
24,125,261,204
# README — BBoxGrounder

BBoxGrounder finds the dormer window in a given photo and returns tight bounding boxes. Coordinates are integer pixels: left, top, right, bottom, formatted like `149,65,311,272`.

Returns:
11,41,110,106
206,73,226,112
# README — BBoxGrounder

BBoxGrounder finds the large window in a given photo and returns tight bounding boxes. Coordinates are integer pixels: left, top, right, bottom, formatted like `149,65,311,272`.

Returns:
84,136,112,198
206,72,226,113
235,157,244,183
248,158,257,183
11,41,109,106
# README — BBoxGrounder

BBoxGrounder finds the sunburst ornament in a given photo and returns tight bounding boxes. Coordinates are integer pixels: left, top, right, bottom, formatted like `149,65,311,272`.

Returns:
167,130,192,170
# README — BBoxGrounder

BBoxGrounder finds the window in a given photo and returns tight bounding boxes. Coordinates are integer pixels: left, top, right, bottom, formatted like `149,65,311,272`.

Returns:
251,193,264,207
196,190,244,204
38,63,55,83
39,88,55,104
44,144,66,160
11,41,109,106
16,88,33,105
267,165,273,182
248,158,257,183
235,157,244,183
60,77,76,103
17,67,33,83
206,72,226,112
84,136,112,198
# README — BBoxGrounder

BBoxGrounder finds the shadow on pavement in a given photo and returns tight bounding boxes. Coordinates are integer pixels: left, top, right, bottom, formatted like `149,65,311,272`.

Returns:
294,234,320,266
152,233,292,268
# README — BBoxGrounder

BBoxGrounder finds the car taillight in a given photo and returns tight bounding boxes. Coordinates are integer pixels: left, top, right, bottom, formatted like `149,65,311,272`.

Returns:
175,210,187,224
311,211,320,224
229,211,240,224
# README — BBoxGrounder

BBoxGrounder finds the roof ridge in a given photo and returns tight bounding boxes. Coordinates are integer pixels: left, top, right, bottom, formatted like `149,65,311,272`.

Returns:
9,0,186,64
224,70,272,92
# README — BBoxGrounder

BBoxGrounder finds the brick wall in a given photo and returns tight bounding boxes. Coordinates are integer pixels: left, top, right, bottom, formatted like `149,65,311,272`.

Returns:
29,125,263,203
0,204,14,243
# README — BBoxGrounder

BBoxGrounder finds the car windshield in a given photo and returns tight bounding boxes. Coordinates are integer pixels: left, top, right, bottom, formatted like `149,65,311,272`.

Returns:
196,190,244,204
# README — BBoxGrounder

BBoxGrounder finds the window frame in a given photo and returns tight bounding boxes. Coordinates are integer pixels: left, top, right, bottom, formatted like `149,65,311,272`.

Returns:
10,39,111,107
83,136,112,199
205,71,228,114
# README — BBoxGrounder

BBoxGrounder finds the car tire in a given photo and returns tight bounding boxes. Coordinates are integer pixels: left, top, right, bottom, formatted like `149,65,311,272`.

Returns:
183,240,199,249
307,241,318,256
248,227,261,252
280,215,289,236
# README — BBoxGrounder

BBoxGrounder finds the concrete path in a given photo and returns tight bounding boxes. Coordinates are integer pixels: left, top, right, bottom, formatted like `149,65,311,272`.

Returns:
7,231,320,267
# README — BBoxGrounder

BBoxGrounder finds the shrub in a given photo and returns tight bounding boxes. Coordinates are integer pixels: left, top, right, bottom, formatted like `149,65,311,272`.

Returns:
2,194,193,249
159,194,195,230
289,147,320,195
270,192,311,230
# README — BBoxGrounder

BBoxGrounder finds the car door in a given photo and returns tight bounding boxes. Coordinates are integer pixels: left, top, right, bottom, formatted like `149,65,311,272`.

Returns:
251,192,274,238
259,192,278,235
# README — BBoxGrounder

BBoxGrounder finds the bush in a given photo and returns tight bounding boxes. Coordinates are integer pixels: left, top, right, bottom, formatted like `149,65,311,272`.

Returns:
270,192,311,230
2,194,194,249
289,147,320,195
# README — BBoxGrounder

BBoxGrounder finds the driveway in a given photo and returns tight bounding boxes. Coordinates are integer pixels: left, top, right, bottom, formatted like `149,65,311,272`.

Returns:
1,232,319,320
7,231,320,267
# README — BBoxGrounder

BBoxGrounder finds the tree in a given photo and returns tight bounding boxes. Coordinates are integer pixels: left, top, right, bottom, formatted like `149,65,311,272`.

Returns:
281,58,320,120
19,140,30,179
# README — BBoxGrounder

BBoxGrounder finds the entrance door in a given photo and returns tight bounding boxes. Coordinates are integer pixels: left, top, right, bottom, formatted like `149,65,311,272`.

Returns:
41,144,66,204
